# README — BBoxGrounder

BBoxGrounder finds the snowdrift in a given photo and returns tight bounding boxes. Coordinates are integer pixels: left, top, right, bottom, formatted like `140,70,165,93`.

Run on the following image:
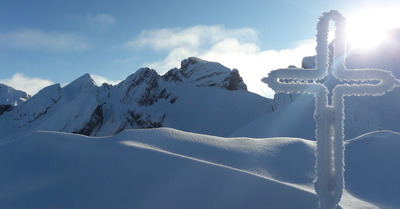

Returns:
0,128,398,208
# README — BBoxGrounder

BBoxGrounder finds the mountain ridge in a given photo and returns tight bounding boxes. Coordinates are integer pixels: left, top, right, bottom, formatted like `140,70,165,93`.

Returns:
0,57,270,139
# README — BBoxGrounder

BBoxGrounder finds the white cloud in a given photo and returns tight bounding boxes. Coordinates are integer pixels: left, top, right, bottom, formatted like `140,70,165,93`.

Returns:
86,14,116,31
125,25,257,51
90,74,121,86
0,73,54,96
0,29,90,52
126,25,315,98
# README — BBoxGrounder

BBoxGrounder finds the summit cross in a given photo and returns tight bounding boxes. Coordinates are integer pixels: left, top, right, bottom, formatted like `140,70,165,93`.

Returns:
263,10,400,209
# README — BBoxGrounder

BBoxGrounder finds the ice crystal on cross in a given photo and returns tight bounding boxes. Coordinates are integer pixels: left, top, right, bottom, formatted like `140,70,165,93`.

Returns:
263,10,400,209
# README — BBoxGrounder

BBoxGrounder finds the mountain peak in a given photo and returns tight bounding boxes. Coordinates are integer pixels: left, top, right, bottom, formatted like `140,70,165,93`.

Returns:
177,57,247,90
63,73,96,96
119,67,160,92
0,84,30,106
68,73,96,87
180,57,208,71
0,84,31,115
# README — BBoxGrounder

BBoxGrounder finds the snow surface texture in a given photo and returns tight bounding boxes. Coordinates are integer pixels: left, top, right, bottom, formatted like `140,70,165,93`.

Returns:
263,10,400,209
0,128,398,209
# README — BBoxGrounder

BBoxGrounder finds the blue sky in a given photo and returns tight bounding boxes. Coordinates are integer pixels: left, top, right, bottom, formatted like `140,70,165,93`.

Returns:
1,0,400,97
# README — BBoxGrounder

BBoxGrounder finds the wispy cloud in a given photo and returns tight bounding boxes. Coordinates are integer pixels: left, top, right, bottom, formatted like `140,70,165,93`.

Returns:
125,25,315,98
86,14,116,31
0,29,90,52
0,73,54,95
126,25,257,51
90,74,121,86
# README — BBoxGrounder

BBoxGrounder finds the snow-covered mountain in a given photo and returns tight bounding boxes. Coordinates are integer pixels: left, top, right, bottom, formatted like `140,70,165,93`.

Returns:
0,84,30,115
0,57,273,139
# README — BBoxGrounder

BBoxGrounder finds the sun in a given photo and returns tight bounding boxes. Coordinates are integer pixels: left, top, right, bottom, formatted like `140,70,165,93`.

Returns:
345,7,400,51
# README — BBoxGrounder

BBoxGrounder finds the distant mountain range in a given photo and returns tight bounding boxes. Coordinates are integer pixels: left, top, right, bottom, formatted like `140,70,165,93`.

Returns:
0,57,273,139
2,45,400,140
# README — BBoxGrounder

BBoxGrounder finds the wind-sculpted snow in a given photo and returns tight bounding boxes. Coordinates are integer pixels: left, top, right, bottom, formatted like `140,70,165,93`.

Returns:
263,10,400,209
0,129,317,209
345,131,400,208
0,128,395,208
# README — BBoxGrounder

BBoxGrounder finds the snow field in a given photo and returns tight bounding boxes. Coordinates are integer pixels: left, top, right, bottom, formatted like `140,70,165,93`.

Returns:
1,128,398,208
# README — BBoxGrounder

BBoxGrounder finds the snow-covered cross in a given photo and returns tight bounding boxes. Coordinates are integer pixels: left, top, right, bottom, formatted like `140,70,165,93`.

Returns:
263,10,400,209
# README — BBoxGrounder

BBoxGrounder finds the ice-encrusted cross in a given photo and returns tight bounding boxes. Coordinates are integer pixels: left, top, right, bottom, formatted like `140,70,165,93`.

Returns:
263,10,400,209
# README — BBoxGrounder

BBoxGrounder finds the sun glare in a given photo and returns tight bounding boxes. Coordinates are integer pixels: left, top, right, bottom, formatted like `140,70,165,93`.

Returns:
345,8,400,51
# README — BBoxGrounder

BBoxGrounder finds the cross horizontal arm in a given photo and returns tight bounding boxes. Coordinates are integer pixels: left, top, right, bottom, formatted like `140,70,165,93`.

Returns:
262,67,327,95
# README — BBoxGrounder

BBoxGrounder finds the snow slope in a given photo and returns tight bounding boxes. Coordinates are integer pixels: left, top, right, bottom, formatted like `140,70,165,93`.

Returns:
1,128,397,209
345,131,400,209
231,93,316,139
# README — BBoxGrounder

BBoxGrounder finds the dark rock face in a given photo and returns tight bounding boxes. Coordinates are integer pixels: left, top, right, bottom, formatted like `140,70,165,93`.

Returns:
0,105,12,115
223,69,247,90
163,68,184,82
127,109,165,129
119,68,177,106
73,105,104,136
120,68,158,104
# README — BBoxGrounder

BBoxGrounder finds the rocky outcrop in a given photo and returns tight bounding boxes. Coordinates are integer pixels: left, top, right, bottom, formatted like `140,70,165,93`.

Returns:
118,68,177,106
177,57,247,90
0,104,12,115
222,69,247,90
127,109,165,129
73,105,104,136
